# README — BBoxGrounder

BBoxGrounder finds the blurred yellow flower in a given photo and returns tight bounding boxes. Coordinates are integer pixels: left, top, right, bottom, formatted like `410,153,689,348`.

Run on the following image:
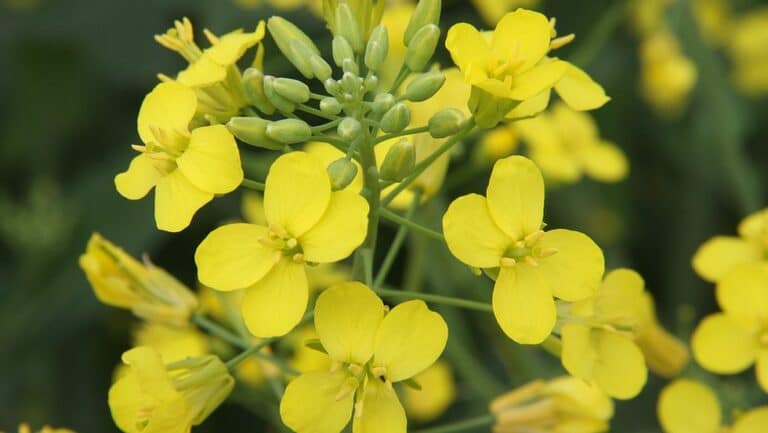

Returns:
471,0,541,26
280,281,448,433
692,208,768,283
634,291,689,378
195,151,369,337
234,0,321,15
442,155,604,344
114,81,243,232
13,425,75,433
630,0,671,36
639,31,698,118
490,376,613,433
403,361,456,422
133,323,209,364
693,0,731,45
692,262,768,392
79,233,198,327
726,7,768,95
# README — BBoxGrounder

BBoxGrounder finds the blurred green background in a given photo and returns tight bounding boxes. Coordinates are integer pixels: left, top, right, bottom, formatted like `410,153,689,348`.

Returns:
1,0,767,431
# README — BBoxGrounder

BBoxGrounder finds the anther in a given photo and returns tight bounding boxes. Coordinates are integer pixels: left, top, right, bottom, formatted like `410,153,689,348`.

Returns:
292,253,304,264
524,230,544,246
371,366,386,377
285,238,298,249
354,401,364,418
538,248,558,258
203,28,220,45
500,257,517,268
524,256,540,267
550,34,575,50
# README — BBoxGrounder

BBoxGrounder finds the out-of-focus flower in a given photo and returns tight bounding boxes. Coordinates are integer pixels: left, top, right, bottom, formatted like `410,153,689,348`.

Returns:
12,424,76,433
630,0,671,36
403,361,456,422
234,0,322,16
634,292,689,378
471,0,541,26
726,7,768,95
639,31,698,118
692,0,731,45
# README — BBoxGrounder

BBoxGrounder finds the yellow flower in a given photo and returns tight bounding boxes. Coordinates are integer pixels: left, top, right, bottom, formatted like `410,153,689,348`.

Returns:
445,9,609,127
639,31,698,118
378,2,414,89
109,346,234,433
280,281,448,433
634,291,690,378
726,7,768,95
442,155,605,344
79,233,198,326
629,0,671,36
287,325,333,374
402,361,456,423
516,102,628,183
195,151,369,337
474,124,520,165
693,0,731,45
304,141,364,192
470,0,541,26
692,208,768,283
658,379,768,433
132,323,210,364
114,81,243,232
560,269,648,399
490,376,614,433
692,262,768,392
14,425,75,433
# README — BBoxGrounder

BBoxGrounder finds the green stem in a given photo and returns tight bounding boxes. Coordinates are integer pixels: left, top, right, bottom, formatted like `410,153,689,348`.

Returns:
309,135,350,154
373,126,430,144
241,178,266,191
410,414,494,433
373,191,421,289
353,115,381,285
379,208,443,242
567,0,628,68
381,119,475,207
225,338,276,370
374,288,492,313
297,103,337,120
311,118,343,134
389,65,410,94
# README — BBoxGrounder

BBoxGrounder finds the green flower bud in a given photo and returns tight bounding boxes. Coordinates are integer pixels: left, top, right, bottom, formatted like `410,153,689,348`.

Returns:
320,97,342,115
268,17,320,78
242,68,275,115
342,58,359,76
341,72,362,95
405,24,440,72
405,70,446,102
337,117,362,141
265,118,312,144
365,25,389,71
327,157,359,191
380,102,411,133
428,108,466,138
334,2,364,53
272,78,310,104
263,75,297,113
380,139,415,182
372,93,395,114
227,117,285,150
332,35,355,67
310,55,333,81
324,79,341,95
404,0,441,46
364,74,379,91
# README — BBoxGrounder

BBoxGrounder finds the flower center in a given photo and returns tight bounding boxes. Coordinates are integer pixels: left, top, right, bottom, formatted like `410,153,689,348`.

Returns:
486,43,526,81
258,224,304,264
500,230,558,268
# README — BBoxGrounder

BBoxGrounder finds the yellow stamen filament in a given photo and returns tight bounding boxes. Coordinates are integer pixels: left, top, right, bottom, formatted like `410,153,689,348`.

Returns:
550,33,575,50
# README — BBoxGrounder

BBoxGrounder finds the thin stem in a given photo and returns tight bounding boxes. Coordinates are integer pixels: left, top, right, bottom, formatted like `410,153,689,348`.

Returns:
352,111,381,285
410,414,494,433
311,118,342,134
381,119,475,207
297,104,337,121
309,92,326,100
225,338,276,370
374,287,492,313
241,178,265,191
309,135,350,154
373,126,430,144
567,0,628,68
388,65,410,94
379,207,443,242
373,190,421,289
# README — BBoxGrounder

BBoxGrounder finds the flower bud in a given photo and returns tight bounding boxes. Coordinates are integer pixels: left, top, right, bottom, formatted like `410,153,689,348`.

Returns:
227,117,285,150
332,35,355,67
334,2,364,53
365,25,389,71
405,24,440,72
272,78,310,104
380,102,411,133
404,0,441,46
327,157,359,190
268,17,320,78
242,67,275,115
266,118,312,144
309,54,333,81
342,57,359,76
405,70,445,102
320,97,343,115
380,139,415,182
428,108,466,138
263,75,298,113
364,74,379,91
372,93,395,114
338,117,362,141
341,72,362,95
324,78,341,95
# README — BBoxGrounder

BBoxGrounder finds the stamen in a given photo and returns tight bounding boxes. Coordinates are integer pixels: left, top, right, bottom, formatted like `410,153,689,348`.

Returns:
371,366,386,377
500,257,517,268
354,400,364,418
550,34,575,50
538,248,559,258
292,253,304,264
285,238,298,249
524,256,540,267
203,28,220,45
524,230,544,246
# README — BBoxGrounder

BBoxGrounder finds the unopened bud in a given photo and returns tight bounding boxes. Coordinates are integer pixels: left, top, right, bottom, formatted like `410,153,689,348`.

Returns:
335,2,364,53
309,55,333,81
405,70,445,102
320,97,343,115
263,75,297,113
380,102,411,133
341,72,362,95
242,68,275,115
342,58,359,76
265,118,312,144
227,117,285,150
428,108,465,138
272,78,310,104
380,139,415,182
324,79,341,95
327,158,359,190
404,0,442,46
267,17,320,78
364,74,379,91
372,93,395,114
405,24,440,72
365,25,389,71
338,117,363,141
332,35,355,67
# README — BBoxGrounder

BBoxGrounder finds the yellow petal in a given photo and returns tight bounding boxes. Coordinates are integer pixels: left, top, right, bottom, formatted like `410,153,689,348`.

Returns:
554,62,611,111
658,379,721,433
176,125,243,194
737,208,768,240
492,9,552,73
108,372,144,433
241,259,308,337
692,236,761,282
154,169,212,232
692,313,757,374
716,263,768,323
264,151,331,237
732,407,768,433
353,378,406,433
137,82,196,145
115,154,161,200
195,223,276,291
442,194,511,268
373,300,448,382
206,22,266,66
403,361,456,422
445,23,491,84
144,398,193,433
304,141,363,192
492,265,555,344
299,190,369,263
537,229,604,301
757,350,768,393
581,141,628,182
315,281,385,365
176,54,227,87
120,347,177,399
280,370,355,433
486,156,544,240
507,60,567,101
505,89,551,120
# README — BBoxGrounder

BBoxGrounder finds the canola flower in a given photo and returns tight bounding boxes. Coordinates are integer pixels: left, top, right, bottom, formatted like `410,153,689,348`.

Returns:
639,30,698,118
6,425,75,433
402,361,456,423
